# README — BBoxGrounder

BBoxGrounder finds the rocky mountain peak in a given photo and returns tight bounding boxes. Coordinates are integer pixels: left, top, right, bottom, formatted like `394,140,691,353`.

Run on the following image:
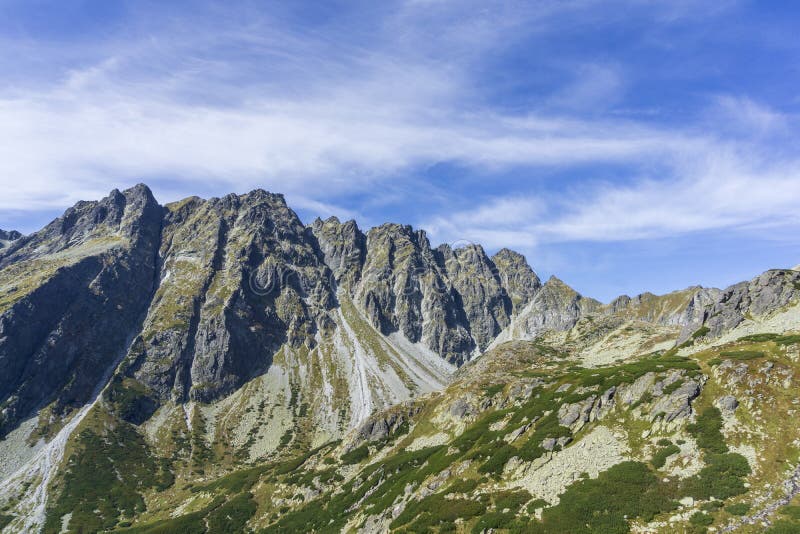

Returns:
492,247,541,312
0,229,22,256
310,216,365,288
0,229,21,241
0,184,163,436
2,184,797,450
543,274,575,292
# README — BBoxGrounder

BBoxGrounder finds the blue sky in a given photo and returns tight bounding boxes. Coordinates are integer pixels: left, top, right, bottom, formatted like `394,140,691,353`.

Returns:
1,0,799,302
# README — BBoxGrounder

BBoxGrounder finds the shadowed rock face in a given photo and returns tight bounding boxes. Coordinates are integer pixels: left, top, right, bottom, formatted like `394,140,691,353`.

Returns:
438,243,513,352
0,230,22,258
314,220,541,365
124,190,336,407
310,216,366,289
492,248,542,313
0,185,163,436
0,229,21,242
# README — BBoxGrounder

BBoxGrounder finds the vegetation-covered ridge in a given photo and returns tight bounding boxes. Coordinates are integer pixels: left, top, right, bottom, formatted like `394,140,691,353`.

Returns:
6,326,791,533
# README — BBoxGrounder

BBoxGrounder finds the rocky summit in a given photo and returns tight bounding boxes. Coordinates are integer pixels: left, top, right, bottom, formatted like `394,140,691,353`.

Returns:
1,185,800,534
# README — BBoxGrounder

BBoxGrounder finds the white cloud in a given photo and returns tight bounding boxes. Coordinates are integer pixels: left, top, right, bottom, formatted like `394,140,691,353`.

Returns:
425,197,545,249
425,146,800,248
709,96,788,136
0,0,795,256
550,63,625,111
0,58,712,213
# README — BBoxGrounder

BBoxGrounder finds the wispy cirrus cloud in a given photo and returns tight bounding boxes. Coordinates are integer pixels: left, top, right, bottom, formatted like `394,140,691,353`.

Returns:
424,139,800,249
1,0,798,265
0,46,710,213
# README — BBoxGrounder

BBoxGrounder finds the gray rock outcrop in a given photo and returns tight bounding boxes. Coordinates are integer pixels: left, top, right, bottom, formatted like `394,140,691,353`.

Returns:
677,269,800,344
0,185,162,436
715,395,739,414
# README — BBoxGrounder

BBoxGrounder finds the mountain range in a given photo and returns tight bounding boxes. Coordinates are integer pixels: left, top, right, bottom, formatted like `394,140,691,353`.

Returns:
1,185,799,534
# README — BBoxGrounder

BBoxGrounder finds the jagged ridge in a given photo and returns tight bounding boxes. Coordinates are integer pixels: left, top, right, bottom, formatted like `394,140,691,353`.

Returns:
0,185,799,533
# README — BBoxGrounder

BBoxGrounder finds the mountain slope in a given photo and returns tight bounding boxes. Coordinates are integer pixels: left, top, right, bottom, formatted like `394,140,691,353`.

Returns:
17,315,797,533
0,186,544,442
0,186,162,439
0,185,798,533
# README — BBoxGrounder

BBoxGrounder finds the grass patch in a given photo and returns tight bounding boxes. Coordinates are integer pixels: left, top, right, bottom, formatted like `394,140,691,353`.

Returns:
446,478,479,495
391,494,487,531
683,407,750,501
719,350,765,361
483,383,504,396
477,444,516,476
777,334,800,346
270,445,449,533
781,505,800,520
766,520,800,534
121,511,208,533
738,333,780,342
738,333,800,346
692,326,711,339
206,492,257,533
689,511,713,526
341,444,370,465
493,489,532,512
526,499,549,514
191,465,270,494
470,511,518,533
683,453,751,500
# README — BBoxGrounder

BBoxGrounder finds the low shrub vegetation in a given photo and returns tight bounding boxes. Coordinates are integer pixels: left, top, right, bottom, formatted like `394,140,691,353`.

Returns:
725,502,750,516
719,350,765,361
688,407,728,454
341,444,370,465
44,422,174,534
531,461,678,533
651,444,680,469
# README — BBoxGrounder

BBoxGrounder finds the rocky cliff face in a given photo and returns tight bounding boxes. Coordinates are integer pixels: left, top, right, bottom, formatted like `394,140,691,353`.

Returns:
0,186,545,438
0,229,21,240
492,275,602,345
121,191,337,412
0,185,162,436
312,219,541,365
0,229,21,253
691,269,800,338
